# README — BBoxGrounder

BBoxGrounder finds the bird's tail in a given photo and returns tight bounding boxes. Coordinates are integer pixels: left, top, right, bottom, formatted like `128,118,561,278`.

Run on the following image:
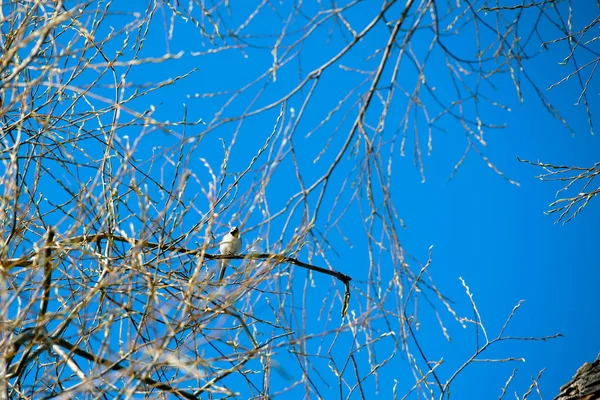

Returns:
218,259,228,283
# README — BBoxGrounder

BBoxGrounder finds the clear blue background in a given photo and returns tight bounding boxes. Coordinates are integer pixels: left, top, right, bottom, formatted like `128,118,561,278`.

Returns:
15,0,597,398
118,1,599,397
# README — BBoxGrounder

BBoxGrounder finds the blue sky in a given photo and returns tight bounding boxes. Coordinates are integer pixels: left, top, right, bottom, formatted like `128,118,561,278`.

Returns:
4,0,599,398
111,1,599,397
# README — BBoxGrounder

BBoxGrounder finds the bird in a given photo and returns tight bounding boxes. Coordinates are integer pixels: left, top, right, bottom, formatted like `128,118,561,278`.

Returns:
218,226,242,282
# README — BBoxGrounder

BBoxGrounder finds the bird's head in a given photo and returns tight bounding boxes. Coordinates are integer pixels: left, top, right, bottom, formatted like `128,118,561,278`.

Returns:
229,226,240,238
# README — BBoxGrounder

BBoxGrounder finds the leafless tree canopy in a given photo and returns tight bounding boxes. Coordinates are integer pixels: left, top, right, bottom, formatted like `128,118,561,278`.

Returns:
0,0,593,398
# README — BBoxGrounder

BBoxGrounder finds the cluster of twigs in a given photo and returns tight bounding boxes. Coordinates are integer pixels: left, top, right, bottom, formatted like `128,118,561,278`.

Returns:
513,0,598,224
519,158,600,224
0,0,589,398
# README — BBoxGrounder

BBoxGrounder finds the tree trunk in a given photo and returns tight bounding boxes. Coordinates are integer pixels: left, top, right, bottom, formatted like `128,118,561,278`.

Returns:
555,359,600,400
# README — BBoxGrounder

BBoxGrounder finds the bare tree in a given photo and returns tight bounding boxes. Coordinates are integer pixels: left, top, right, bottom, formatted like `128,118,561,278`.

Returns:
512,1,599,224
0,0,588,398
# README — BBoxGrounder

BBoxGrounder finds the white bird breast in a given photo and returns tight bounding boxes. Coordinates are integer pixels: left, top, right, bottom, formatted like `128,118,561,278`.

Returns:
220,233,241,255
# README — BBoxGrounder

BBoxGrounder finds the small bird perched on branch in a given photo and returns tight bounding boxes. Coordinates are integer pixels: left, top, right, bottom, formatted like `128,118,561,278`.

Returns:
218,226,242,282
